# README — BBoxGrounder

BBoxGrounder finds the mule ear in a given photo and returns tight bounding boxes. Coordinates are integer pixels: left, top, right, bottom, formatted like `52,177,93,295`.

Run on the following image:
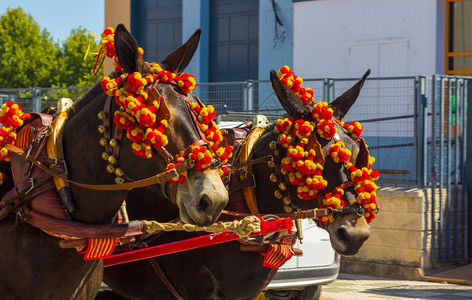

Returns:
329,69,370,120
270,70,311,118
354,138,370,169
114,24,140,74
160,29,202,74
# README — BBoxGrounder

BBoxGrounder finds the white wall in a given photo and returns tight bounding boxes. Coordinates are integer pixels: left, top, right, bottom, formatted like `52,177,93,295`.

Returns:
293,0,440,78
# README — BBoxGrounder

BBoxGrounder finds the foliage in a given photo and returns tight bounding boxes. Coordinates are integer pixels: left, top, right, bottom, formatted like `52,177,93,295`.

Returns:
57,28,103,88
0,8,102,89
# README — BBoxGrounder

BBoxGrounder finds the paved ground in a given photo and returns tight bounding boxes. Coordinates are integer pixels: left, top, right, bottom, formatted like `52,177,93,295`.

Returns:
321,273,472,300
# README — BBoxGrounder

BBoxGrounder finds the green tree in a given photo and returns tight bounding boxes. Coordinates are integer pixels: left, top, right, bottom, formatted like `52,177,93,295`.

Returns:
0,8,60,88
57,27,103,88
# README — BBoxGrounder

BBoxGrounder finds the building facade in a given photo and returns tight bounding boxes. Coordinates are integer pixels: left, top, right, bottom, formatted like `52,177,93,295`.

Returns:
105,0,472,81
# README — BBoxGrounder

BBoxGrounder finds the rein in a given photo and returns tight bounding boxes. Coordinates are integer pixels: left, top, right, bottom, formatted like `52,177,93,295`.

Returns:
1,142,192,192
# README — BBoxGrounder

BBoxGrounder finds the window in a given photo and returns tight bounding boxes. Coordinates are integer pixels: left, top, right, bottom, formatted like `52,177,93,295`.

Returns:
445,0,472,74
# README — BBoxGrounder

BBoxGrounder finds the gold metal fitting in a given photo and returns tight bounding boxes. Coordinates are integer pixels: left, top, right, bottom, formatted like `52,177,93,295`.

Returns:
269,173,278,183
107,155,117,165
274,190,283,199
114,168,124,177
98,125,107,134
109,139,118,148
283,197,292,205
97,111,106,120
106,165,115,173
115,176,125,184
268,160,275,168
279,183,287,191
101,152,109,161
99,138,108,147
269,141,277,150
283,205,293,212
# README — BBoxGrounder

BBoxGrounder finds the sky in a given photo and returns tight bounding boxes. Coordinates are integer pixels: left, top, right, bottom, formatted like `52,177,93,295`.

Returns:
0,0,105,42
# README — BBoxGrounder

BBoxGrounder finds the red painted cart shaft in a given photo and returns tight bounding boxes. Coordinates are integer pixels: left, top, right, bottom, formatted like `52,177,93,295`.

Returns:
103,217,293,267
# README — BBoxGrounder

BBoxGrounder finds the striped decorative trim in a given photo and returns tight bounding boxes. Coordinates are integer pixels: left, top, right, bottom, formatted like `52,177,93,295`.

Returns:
81,238,117,260
16,124,33,150
262,244,294,269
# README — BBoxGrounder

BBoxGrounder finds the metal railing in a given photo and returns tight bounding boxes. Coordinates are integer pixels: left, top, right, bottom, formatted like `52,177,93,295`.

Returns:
2,74,471,263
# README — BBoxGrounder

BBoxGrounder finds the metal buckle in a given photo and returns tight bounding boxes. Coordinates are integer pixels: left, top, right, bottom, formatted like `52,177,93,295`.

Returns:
24,178,35,195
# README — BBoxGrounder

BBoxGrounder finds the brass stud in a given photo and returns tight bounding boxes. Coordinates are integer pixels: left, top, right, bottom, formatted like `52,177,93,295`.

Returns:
269,141,277,150
108,155,117,165
283,205,293,212
268,161,275,168
274,190,283,199
99,138,108,147
269,173,278,183
106,165,115,173
101,152,109,161
114,168,124,177
109,139,118,148
279,183,287,191
115,177,125,184
98,125,107,134
110,139,118,147
97,111,106,120
283,197,292,205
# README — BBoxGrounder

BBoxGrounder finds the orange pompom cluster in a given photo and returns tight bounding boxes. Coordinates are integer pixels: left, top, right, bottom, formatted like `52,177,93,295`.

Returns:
188,101,232,165
0,101,31,161
337,120,363,141
175,73,196,94
188,146,213,171
166,157,187,185
311,102,333,121
101,27,116,59
274,65,379,223
329,140,351,164
317,187,346,223
275,115,327,200
277,65,314,105
316,119,336,140
149,63,196,94
102,71,169,159
347,162,380,223
277,66,337,141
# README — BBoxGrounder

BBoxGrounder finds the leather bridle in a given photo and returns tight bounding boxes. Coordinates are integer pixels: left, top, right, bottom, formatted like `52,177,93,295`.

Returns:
98,79,220,203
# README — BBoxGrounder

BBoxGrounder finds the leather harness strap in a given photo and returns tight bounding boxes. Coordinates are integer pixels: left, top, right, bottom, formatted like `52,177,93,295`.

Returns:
2,143,192,191
147,259,184,300
23,208,147,238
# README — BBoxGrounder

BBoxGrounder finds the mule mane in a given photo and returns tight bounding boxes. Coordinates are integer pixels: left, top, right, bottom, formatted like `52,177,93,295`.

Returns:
66,73,118,119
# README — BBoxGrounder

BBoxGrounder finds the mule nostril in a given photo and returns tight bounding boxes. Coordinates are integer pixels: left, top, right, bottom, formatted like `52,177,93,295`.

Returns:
336,227,352,242
198,194,210,211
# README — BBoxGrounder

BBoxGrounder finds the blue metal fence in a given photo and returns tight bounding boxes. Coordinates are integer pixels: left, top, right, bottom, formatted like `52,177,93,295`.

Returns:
1,74,470,262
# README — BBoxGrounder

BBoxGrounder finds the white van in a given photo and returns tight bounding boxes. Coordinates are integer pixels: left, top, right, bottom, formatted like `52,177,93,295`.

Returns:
217,114,340,300
263,219,340,300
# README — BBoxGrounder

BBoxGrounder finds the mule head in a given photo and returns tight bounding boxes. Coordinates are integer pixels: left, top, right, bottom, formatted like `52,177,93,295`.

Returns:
269,69,371,255
114,24,227,226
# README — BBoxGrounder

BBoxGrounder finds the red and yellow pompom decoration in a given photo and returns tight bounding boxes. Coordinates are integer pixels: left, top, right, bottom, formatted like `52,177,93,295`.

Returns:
166,157,187,185
89,27,144,75
329,140,351,164
187,100,232,165
275,115,327,200
277,65,314,105
318,187,346,223
95,26,229,185
347,161,380,223
102,70,170,159
0,101,31,161
336,120,363,141
275,66,379,223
